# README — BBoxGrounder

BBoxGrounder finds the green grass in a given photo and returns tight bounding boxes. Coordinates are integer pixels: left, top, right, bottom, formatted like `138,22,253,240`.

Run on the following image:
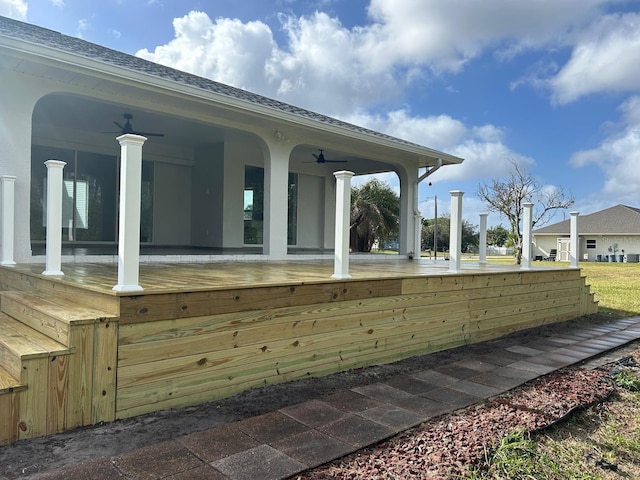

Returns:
461,258,640,479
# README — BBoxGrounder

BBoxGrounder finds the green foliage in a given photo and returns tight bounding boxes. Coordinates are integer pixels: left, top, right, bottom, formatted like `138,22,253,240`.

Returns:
486,224,509,247
614,368,640,392
465,430,597,480
350,179,400,252
421,215,478,253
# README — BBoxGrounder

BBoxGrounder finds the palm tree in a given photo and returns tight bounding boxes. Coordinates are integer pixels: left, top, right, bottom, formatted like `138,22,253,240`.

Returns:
350,179,399,252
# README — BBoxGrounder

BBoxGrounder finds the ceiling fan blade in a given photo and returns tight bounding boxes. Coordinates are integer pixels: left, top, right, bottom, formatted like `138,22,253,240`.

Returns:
325,159,348,163
135,131,165,137
114,121,126,131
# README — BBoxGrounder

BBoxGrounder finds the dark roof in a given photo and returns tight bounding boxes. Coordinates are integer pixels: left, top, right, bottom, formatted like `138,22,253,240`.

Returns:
0,15,449,156
533,204,640,235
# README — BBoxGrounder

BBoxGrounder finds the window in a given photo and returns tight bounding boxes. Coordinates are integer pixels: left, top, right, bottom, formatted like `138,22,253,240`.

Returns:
586,239,596,249
31,145,154,244
243,166,298,245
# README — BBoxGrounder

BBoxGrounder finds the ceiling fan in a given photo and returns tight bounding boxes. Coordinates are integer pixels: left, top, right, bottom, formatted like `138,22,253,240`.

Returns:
311,149,347,164
108,113,165,137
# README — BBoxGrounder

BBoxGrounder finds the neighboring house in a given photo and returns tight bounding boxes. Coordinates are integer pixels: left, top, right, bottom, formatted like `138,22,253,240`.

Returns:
533,204,640,262
0,16,462,264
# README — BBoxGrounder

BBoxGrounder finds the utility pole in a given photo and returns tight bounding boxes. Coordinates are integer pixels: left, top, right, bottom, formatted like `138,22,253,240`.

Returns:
433,195,438,260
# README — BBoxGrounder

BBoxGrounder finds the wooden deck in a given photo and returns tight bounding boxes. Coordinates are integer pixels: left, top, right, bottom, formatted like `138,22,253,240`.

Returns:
0,259,599,446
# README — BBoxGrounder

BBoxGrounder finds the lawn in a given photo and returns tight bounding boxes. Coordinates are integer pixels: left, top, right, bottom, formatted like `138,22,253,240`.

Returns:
465,257,640,479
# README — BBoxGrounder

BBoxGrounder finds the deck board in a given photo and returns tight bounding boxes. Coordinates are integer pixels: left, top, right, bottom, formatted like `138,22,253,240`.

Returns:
1,259,556,295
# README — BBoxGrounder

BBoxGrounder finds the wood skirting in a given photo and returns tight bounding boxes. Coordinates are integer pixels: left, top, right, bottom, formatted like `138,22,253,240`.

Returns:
0,262,598,445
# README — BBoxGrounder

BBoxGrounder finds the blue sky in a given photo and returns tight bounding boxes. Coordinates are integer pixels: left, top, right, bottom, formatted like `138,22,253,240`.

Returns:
3,0,640,228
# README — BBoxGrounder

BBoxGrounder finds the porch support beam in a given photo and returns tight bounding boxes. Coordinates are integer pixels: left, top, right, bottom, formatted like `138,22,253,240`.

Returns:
263,138,292,260
1,175,17,265
570,211,579,268
448,190,464,273
113,134,147,293
42,160,66,276
479,213,488,266
398,166,418,257
521,202,534,270
332,170,354,279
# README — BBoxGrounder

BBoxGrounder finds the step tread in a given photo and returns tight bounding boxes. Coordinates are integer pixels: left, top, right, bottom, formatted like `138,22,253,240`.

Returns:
2,291,117,325
0,364,25,394
0,313,71,359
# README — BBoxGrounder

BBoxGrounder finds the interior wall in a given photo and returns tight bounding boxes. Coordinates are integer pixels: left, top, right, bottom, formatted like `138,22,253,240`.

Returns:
223,141,264,248
153,163,192,245
191,144,224,247
296,174,324,248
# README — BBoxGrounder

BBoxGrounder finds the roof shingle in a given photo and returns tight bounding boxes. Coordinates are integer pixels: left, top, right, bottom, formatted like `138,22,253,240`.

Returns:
533,205,640,235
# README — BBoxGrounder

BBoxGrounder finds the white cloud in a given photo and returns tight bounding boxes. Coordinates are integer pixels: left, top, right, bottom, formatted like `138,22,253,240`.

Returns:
364,0,607,72
137,11,278,95
570,96,640,204
344,109,533,182
51,0,64,7
0,0,27,19
547,13,640,105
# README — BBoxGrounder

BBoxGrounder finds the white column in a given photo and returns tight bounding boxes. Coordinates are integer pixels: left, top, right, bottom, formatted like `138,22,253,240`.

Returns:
479,213,488,266
414,210,421,260
113,134,147,292
332,170,354,279
42,160,66,276
263,143,291,260
448,190,464,273
521,202,534,270
397,166,418,256
1,176,17,265
570,211,579,268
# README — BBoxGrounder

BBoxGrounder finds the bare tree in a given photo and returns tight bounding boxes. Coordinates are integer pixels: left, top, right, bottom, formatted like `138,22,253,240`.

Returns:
477,161,574,264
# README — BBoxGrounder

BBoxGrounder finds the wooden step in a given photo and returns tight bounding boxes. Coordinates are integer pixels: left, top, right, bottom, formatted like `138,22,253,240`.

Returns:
0,364,25,394
0,313,71,379
1,291,117,347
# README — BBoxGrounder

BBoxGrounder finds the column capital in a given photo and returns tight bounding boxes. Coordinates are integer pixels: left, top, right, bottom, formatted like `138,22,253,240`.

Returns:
117,133,148,147
333,170,355,179
44,160,67,168
0,175,16,181
449,190,465,197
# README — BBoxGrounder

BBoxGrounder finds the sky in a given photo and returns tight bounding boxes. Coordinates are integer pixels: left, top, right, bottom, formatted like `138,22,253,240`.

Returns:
2,0,640,228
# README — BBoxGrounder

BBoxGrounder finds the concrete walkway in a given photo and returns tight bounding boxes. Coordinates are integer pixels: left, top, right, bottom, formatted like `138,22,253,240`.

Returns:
12,316,640,480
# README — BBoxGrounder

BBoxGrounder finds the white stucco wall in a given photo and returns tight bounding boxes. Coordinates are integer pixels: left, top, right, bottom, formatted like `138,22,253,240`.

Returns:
296,174,324,248
154,163,191,245
1,73,53,262
534,234,640,261
191,145,224,248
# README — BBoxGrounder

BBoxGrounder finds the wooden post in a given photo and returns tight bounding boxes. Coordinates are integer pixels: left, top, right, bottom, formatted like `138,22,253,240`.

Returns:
42,160,66,276
113,134,146,292
448,190,464,273
479,213,488,266
0,175,17,265
332,170,354,279
570,211,579,268
521,202,533,270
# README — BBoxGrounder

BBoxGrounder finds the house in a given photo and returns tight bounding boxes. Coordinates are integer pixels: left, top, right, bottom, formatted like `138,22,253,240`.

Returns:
0,16,601,447
533,204,640,262
0,15,463,264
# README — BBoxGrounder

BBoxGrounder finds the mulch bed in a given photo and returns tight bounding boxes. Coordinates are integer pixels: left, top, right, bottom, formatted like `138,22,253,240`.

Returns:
295,367,615,479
